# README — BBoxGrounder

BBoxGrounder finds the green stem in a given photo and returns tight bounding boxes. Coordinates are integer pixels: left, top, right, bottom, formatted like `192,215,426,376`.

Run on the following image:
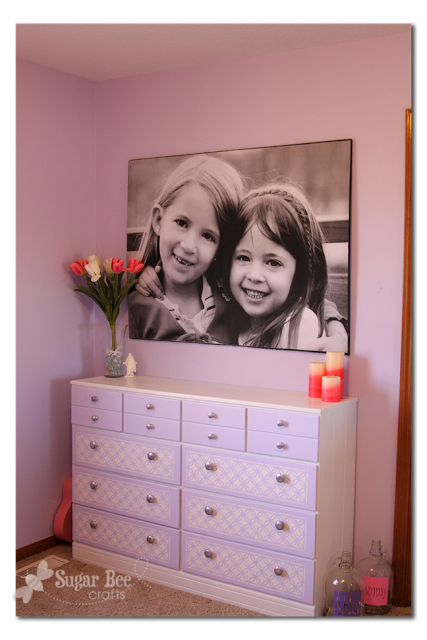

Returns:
110,323,117,351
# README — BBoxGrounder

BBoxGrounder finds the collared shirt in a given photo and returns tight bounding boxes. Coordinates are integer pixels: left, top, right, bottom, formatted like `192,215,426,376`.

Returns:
155,277,216,336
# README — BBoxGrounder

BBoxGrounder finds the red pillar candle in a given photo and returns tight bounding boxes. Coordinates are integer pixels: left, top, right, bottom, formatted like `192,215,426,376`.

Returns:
309,362,326,398
322,376,341,403
326,351,345,399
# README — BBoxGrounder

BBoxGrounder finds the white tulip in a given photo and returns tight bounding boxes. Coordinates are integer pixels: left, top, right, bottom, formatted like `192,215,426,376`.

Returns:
103,258,114,275
85,260,102,282
87,254,102,268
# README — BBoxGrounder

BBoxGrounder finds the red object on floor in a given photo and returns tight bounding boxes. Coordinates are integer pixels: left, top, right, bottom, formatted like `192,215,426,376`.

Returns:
53,475,72,543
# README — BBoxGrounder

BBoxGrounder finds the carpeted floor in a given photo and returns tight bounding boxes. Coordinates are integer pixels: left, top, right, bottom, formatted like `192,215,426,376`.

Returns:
16,543,265,617
15,543,412,618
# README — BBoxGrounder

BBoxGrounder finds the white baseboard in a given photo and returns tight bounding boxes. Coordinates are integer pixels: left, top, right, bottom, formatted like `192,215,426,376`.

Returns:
73,542,315,617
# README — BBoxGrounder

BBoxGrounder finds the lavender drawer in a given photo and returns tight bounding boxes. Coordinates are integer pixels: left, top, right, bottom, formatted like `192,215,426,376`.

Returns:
182,422,245,452
72,465,180,528
182,489,316,558
247,431,319,462
72,386,122,412
71,405,122,432
182,444,317,510
124,413,180,441
182,400,245,429
182,531,314,604
73,504,180,569
247,407,319,438
72,426,181,485
124,393,180,420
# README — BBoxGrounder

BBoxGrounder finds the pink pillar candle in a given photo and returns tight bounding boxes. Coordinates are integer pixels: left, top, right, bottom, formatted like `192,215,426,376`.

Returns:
309,362,326,398
322,376,341,403
326,351,345,399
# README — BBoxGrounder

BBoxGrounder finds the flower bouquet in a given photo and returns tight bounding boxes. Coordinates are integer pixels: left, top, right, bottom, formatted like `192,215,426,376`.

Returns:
70,254,143,377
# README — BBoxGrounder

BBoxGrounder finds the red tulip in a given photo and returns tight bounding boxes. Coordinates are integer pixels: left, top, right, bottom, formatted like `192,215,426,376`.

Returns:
111,258,124,274
70,259,88,275
124,257,144,274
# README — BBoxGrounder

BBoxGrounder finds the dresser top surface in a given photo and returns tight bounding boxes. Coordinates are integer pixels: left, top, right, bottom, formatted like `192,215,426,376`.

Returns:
71,376,357,414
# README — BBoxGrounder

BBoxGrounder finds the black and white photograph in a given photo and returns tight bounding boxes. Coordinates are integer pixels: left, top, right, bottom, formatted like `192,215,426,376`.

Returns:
127,139,352,353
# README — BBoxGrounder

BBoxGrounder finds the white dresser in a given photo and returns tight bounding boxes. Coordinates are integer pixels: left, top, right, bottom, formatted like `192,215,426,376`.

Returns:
71,375,357,617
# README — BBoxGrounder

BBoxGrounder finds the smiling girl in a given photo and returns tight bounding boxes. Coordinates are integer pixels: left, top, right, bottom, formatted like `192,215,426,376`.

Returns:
227,183,338,350
128,155,244,342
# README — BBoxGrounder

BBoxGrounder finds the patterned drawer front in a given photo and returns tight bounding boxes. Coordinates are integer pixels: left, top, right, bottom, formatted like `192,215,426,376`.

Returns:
182,531,314,604
72,386,122,412
247,431,319,462
247,407,319,438
182,444,317,510
182,401,246,429
72,426,181,485
73,505,180,569
71,405,122,432
182,489,316,558
124,393,180,420
124,413,180,442
72,465,180,527
182,422,245,452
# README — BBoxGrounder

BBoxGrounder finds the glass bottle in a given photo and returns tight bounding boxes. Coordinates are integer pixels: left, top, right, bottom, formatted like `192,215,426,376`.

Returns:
356,539,393,615
325,553,364,616
380,546,392,566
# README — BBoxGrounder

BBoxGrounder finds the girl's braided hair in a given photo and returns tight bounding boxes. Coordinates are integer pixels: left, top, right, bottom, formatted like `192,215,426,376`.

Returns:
227,183,328,349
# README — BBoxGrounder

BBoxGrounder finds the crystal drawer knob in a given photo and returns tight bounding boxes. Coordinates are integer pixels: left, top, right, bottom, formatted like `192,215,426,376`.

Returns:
207,433,217,440
89,441,98,450
91,396,98,403
277,420,287,427
147,452,157,461
204,506,214,516
89,520,98,529
204,549,214,558
276,473,291,484
146,494,156,504
274,566,285,576
146,423,154,430
89,481,98,491
276,442,287,449
146,403,154,410
275,520,289,531
146,535,155,544
208,412,217,419
205,461,214,471
91,415,98,422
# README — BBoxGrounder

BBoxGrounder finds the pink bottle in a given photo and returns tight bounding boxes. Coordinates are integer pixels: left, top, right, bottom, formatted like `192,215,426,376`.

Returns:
356,539,393,615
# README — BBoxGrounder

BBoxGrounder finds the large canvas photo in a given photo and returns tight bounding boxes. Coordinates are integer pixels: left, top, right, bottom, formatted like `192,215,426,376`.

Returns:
127,140,352,353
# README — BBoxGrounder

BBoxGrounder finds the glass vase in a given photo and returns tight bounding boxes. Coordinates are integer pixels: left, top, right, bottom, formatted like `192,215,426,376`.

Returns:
102,324,128,378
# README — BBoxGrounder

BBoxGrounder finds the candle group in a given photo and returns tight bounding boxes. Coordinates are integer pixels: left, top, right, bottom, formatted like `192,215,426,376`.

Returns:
308,352,345,402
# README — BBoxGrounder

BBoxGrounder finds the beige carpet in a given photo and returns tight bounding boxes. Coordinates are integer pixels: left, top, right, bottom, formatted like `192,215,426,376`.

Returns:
16,543,265,618
16,543,411,618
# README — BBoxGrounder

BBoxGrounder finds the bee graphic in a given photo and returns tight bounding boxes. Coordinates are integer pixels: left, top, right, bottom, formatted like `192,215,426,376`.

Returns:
15,560,54,603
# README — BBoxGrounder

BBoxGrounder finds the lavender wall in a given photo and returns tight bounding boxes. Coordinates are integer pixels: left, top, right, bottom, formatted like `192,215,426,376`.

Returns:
95,33,411,563
16,60,97,548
